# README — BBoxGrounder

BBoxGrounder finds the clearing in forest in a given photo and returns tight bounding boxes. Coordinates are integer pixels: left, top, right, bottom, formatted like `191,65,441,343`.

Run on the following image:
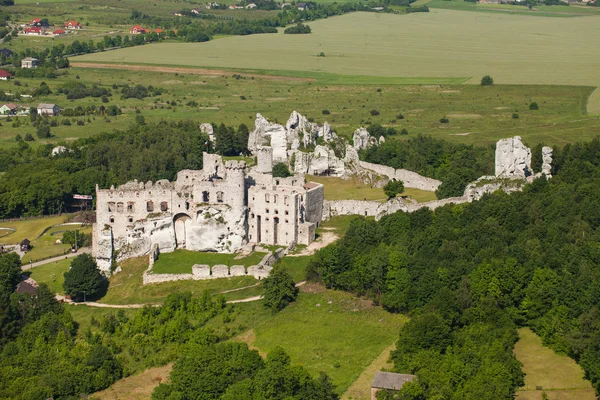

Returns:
514,327,595,400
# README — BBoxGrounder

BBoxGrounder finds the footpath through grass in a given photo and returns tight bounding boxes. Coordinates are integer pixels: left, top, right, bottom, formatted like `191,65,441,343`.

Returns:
514,327,595,400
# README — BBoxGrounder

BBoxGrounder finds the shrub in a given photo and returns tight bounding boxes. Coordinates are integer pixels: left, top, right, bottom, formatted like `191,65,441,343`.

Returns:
272,162,292,178
370,109,380,116
284,23,311,34
322,109,330,115
240,95,247,100
24,133,35,141
530,102,539,110
36,124,51,138
400,128,408,135
396,113,404,120
384,180,405,198
439,117,449,124
512,113,519,119
481,75,494,86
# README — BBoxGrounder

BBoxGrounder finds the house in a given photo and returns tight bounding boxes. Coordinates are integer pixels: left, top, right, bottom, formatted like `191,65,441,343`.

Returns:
228,4,240,9
154,28,165,34
0,70,12,81
16,281,38,295
297,2,309,10
246,3,257,8
20,238,31,252
65,20,82,29
0,48,13,58
130,25,147,34
53,29,67,36
371,372,416,400
21,57,40,69
0,103,17,115
24,27,44,35
37,103,61,116
30,18,42,26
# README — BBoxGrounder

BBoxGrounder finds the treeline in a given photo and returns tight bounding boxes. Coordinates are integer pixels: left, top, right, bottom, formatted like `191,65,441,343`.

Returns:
0,119,252,218
307,136,600,397
360,135,495,198
284,23,312,34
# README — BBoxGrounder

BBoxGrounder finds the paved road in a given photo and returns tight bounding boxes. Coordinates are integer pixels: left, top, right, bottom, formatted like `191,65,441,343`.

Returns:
22,247,92,270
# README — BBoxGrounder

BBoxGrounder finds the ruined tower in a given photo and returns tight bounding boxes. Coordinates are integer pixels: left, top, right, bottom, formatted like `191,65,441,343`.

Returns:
256,146,273,174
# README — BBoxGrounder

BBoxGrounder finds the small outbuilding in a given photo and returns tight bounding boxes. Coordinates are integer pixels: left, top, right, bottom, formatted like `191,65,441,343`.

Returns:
16,281,38,295
0,70,12,80
21,57,40,69
37,103,61,116
20,238,32,251
371,372,416,400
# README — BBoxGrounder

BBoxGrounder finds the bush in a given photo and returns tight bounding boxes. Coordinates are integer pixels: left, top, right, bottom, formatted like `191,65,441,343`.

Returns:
530,102,539,110
396,113,404,120
36,124,51,138
481,75,494,86
284,23,311,34
400,128,408,135
512,113,519,119
272,162,292,178
63,254,107,301
384,180,405,198
263,266,298,313
370,109,380,116
322,109,330,115
24,133,35,141
439,117,449,124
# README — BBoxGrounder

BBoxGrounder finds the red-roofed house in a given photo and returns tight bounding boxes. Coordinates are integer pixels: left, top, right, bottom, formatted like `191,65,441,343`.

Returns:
30,18,42,26
154,28,165,34
130,25,147,34
0,70,12,81
65,20,82,29
53,29,66,36
24,27,44,35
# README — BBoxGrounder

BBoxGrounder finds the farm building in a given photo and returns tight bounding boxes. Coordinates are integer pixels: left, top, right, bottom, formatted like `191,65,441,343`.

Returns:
0,70,12,81
53,29,67,36
297,2,309,10
0,103,17,114
371,372,416,400
130,25,147,34
21,57,39,68
37,103,61,116
65,20,82,29
24,27,44,35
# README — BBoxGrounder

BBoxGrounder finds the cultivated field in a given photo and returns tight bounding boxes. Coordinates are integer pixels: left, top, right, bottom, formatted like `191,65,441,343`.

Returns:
74,10,600,113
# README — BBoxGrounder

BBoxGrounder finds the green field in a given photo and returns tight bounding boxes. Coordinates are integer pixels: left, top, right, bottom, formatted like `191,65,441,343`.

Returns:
0,215,69,244
28,258,71,294
514,327,595,400
74,10,600,113
152,250,268,274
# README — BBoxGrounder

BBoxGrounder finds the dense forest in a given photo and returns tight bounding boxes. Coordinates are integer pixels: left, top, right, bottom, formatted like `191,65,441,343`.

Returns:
0,120,252,218
309,137,600,397
360,135,495,198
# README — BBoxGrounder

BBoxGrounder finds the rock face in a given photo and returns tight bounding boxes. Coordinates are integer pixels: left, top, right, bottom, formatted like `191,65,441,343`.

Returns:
463,176,527,201
541,146,553,177
200,123,215,143
290,145,359,178
249,112,338,164
51,146,67,157
495,136,532,178
353,127,371,150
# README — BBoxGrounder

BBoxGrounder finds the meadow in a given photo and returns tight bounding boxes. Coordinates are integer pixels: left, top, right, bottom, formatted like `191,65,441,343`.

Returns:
514,328,595,400
74,10,600,113
151,249,268,274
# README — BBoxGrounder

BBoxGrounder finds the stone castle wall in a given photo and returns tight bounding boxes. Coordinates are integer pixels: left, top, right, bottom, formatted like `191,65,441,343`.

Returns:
358,161,442,192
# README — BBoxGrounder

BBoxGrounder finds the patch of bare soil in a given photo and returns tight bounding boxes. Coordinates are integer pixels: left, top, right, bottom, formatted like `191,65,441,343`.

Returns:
289,231,339,257
232,329,267,358
299,282,327,294
449,132,473,136
93,364,172,400
447,113,481,118
71,63,316,82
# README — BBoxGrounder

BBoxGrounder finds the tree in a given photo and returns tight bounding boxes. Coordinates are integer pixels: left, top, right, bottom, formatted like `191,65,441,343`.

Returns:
63,253,107,301
383,180,404,199
272,162,292,178
481,75,494,86
530,102,539,110
263,265,298,312
36,124,51,139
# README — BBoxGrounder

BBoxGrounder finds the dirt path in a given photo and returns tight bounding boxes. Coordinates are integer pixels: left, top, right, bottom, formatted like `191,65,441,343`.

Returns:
71,62,316,82
342,343,396,400
289,232,339,257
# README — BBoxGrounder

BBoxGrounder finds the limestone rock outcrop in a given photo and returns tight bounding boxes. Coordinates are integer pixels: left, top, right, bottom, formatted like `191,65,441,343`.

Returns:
542,146,553,177
200,123,215,143
248,114,288,162
353,127,371,150
495,136,532,178
463,176,527,201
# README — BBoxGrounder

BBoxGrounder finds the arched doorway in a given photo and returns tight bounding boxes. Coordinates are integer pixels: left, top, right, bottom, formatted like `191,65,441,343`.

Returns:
173,213,192,249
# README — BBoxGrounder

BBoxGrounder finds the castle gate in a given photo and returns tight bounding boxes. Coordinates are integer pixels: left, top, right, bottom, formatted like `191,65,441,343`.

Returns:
173,213,192,249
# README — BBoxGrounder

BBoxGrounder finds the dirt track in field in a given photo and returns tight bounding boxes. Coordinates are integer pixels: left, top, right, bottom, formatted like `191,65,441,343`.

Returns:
70,62,316,82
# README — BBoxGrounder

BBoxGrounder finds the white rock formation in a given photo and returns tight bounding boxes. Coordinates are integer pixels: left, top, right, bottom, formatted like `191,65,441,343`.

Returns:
541,146,553,177
286,110,316,149
51,146,67,157
463,176,527,201
353,127,371,150
379,136,386,145
248,113,288,162
495,136,532,178
200,123,215,143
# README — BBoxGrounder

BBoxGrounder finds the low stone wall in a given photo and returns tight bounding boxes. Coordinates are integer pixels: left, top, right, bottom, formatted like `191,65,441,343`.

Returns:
358,161,442,192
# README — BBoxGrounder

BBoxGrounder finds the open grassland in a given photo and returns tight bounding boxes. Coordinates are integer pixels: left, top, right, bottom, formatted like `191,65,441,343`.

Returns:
67,304,137,332
342,344,395,400
247,286,408,394
74,10,600,113
151,249,267,274
0,215,69,244
2,67,598,150
28,258,71,294
20,223,91,263
427,0,600,17
514,327,595,400
307,175,437,202
92,364,173,400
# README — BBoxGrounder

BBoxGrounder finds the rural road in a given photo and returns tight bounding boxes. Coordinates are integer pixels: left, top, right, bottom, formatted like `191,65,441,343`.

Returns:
58,281,308,309
22,247,92,270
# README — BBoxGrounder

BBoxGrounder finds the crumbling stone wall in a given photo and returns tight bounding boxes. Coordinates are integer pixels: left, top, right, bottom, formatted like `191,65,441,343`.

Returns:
358,161,442,192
